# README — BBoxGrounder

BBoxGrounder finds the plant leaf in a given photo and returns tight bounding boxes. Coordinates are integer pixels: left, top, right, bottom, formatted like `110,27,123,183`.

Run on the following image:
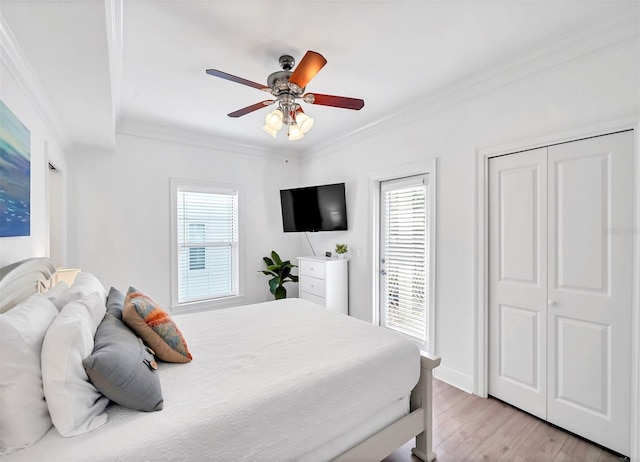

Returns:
263,256,275,267
271,250,283,265
275,286,287,300
290,275,299,282
259,270,277,277
281,266,291,279
268,277,279,294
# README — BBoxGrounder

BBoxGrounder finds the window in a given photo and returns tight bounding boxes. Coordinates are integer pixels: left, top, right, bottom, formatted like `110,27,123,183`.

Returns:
171,180,239,307
188,224,206,270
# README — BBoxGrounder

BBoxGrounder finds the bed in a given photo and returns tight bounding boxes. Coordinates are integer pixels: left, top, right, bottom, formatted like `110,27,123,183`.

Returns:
0,257,440,461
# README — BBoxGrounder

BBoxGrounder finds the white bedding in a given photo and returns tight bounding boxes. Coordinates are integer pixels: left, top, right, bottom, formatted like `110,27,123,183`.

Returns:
5,298,420,461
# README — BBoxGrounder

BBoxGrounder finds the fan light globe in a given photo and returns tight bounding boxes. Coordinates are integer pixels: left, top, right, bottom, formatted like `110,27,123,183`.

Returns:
262,124,277,138
265,109,284,130
296,113,314,134
288,125,304,141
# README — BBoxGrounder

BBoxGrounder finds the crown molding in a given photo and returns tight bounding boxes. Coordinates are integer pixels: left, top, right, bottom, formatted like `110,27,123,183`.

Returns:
476,107,639,158
115,11,638,162
0,12,72,152
117,119,298,162
303,12,639,161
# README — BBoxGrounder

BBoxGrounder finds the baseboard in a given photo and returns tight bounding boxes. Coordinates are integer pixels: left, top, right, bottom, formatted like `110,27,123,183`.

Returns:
433,365,474,394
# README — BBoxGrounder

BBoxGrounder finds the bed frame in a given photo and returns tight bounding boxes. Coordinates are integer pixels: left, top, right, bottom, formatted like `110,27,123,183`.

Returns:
0,257,56,313
0,257,441,461
336,351,441,461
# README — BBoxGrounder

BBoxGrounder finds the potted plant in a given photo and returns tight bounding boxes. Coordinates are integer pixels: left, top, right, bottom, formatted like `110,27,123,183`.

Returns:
259,250,298,300
335,243,348,259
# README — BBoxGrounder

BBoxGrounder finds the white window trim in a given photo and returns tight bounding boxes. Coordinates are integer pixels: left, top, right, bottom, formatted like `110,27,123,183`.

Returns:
368,159,437,354
170,178,244,313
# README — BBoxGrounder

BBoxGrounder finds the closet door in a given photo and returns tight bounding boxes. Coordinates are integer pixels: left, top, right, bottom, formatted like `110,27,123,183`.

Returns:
488,148,548,419
546,131,633,455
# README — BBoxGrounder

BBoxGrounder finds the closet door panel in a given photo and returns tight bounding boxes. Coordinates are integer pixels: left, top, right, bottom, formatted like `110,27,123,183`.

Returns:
488,148,548,419
547,131,633,456
554,153,609,293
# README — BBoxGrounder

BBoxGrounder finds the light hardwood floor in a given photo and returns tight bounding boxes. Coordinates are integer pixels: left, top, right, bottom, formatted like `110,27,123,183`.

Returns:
383,379,625,462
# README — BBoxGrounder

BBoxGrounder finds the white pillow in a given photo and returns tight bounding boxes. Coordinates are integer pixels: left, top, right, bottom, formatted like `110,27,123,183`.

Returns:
0,294,58,454
70,272,107,303
41,293,109,437
44,281,70,311
54,272,106,312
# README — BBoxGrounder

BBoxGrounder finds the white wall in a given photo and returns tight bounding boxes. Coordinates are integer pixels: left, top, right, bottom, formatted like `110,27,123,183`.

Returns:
67,133,305,311
5,13,635,397
299,38,640,389
0,61,68,267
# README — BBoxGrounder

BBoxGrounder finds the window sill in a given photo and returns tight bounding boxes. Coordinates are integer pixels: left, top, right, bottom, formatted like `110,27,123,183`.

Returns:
171,294,245,315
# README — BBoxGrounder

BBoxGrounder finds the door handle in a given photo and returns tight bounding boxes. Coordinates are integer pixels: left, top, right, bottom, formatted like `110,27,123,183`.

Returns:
547,300,556,307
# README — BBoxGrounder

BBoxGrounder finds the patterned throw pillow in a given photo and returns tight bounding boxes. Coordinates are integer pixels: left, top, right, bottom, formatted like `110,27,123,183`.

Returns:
122,287,192,363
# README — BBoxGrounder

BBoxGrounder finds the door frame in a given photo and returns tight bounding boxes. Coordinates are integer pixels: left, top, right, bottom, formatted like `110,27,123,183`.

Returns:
369,158,437,354
474,114,640,460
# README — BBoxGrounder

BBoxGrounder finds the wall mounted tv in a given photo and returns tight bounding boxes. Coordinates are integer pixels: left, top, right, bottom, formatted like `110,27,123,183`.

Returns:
280,183,348,232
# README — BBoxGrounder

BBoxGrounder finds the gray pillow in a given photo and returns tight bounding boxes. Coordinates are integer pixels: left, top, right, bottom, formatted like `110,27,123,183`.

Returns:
106,287,124,321
83,314,163,412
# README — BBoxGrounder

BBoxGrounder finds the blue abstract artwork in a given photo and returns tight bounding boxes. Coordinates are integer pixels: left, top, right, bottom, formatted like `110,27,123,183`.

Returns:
0,100,31,237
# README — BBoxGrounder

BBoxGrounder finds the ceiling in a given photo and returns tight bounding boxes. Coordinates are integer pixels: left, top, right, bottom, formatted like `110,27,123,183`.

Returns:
1,1,638,155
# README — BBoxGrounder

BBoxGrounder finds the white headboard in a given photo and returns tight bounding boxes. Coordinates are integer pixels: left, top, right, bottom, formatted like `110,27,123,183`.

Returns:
0,257,57,313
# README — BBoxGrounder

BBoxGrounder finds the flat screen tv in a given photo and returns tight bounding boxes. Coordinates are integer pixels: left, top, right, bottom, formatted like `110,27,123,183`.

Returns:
280,183,347,232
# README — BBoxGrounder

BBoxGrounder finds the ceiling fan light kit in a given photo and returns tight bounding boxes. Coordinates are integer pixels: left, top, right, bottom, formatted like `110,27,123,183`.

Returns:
262,124,278,138
206,50,364,141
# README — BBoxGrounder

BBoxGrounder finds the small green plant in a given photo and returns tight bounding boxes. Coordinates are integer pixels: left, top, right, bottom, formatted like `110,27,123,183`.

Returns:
259,250,298,300
335,243,348,255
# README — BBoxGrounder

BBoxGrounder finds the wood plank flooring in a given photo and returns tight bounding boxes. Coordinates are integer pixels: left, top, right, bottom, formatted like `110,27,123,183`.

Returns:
383,379,625,462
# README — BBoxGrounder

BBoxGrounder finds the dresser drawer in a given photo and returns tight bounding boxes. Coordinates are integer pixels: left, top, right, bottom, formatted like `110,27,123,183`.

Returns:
299,259,326,279
300,275,325,297
300,290,325,307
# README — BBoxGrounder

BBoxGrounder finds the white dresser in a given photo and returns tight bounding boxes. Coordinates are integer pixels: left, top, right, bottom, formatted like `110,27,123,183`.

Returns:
297,256,348,314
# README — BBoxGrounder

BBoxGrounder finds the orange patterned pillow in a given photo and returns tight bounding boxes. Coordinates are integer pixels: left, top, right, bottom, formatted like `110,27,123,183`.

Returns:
122,287,192,363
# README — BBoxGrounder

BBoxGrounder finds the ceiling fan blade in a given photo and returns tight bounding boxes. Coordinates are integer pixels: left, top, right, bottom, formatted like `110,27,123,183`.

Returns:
288,51,327,88
227,100,275,118
304,93,365,110
206,69,269,91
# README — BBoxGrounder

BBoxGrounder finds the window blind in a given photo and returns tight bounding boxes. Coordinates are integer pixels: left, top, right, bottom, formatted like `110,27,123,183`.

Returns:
381,180,428,343
176,188,238,303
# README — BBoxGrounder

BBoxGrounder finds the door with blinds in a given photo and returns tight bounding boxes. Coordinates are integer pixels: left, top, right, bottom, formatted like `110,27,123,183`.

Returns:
379,174,429,345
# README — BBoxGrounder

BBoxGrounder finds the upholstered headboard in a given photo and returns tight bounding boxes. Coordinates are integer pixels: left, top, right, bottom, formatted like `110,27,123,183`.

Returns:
0,257,56,313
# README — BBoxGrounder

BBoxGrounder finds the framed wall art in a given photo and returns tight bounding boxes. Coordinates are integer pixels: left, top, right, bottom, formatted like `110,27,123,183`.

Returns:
0,100,31,237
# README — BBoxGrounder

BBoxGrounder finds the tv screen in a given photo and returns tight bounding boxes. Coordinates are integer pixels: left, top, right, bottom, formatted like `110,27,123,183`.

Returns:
280,183,347,232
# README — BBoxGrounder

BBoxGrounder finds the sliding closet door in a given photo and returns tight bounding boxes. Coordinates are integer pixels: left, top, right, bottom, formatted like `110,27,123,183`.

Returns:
546,131,633,455
488,148,548,419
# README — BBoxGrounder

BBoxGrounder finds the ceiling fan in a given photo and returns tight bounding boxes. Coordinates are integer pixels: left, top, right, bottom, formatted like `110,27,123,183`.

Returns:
205,51,364,140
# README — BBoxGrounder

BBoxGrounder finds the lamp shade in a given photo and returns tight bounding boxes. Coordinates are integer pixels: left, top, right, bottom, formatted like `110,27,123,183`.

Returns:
296,112,314,134
288,125,304,141
262,124,277,138
265,109,284,130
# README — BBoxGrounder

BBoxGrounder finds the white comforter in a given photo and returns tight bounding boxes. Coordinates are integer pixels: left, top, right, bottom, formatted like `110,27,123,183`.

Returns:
7,298,420,461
